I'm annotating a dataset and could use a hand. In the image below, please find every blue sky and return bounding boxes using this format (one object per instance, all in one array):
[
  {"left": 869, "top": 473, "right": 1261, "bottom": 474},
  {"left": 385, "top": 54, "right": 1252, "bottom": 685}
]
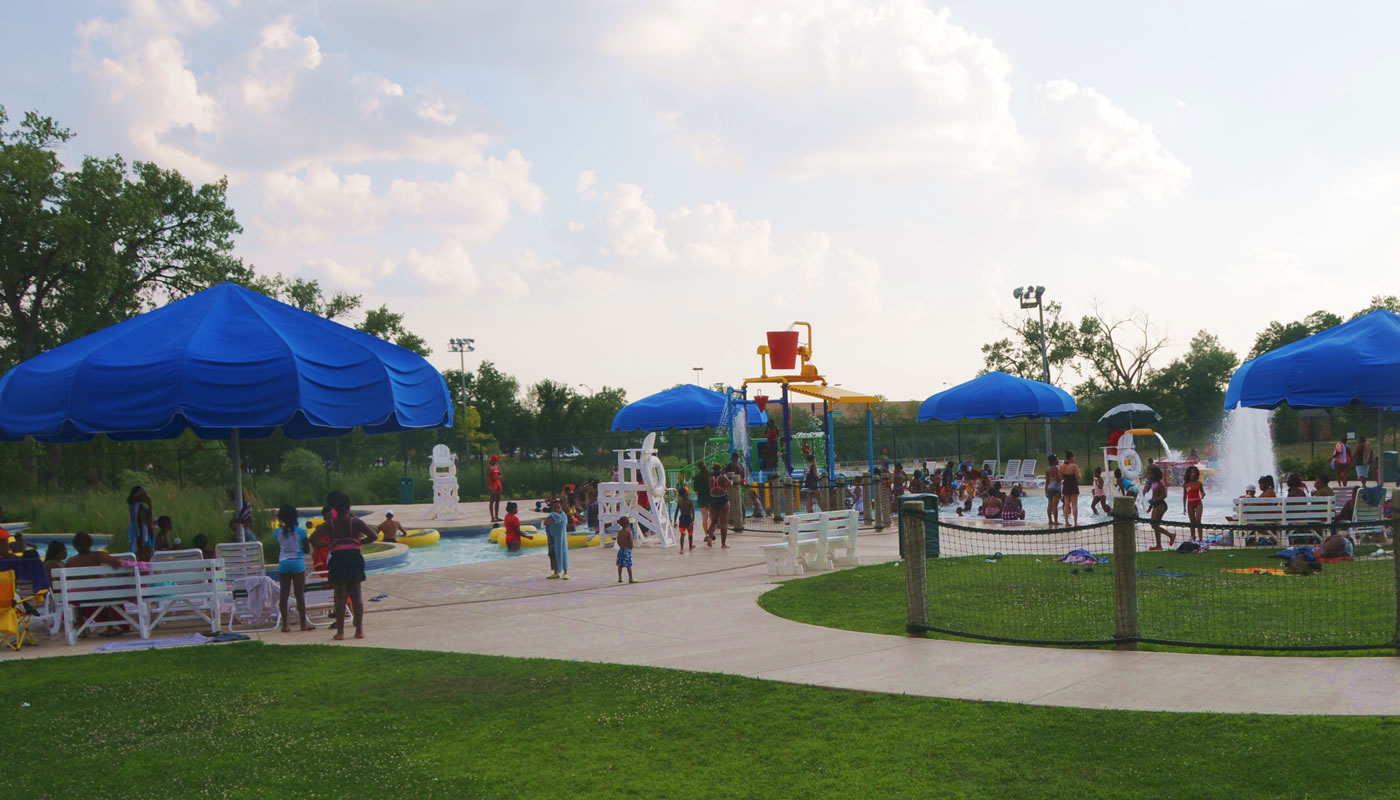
[{"left": 6, "top": 1, "right": 1400, "bottom": 403}]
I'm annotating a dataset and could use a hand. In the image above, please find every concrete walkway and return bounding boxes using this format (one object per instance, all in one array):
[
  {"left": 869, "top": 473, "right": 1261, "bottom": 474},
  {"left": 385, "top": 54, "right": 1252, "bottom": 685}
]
[{"left": 12, "top": 526, "right": 1400, "bottom": 715}]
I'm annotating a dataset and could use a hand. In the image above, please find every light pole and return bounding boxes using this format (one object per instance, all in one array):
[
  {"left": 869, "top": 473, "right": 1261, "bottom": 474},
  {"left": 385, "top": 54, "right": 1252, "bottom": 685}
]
[
  {"left": 447, "top": 338, "right": 476, "bottom": 406},
  {"left": 692, "top": 367, "right": 703, "bottom": 386},
  {"left": 578, "top": 383, "right": 593, "bottom": 394},
  {"left": 1012, "top": 285, "right": 1053, "bottom": 455}
]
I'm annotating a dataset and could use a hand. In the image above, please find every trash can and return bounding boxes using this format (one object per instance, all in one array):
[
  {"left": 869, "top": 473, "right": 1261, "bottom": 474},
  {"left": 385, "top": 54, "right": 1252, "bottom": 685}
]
[
  {"left": 398, "top": 477, "right": 415, "bottom": 505},
  {"left": 897, "top": 493, "right": 940, "bottom": 560},
  {"left": 1385, "top": 451, "right": 1398, "bottom": 484}
]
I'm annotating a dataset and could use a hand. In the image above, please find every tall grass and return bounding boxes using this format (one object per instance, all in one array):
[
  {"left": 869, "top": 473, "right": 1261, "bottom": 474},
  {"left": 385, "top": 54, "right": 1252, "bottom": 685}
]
[{"left": 19, "top": 482, "right": 273, "bottom": 552}]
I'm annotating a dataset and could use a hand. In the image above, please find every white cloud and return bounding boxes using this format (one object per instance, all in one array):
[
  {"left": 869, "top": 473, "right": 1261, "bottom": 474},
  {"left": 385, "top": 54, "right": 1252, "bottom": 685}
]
[
  {"left": 405, "top": 240, "right": 480, "bottom": 290},
  {"left": 586, "top": 178, "right": 884, "bottom": 313},
  {"left": 599, "top": 183, "right": 675, "bottom": 262},
  {"left": 416, "top": 96, "right": 457, "bottom": 124},
  {"left": 1249, "top": 247, "right": 1317, "bottom": 288},
  {"left": 575, "top": 170, "right": 597, "bottom": 198},
  {"left": 1033, "top": 80, "right": 1190, "bottom": 219}
]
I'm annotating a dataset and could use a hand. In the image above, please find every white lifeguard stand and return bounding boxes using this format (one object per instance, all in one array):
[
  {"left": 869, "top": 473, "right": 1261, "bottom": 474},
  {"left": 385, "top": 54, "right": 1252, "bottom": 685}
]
[
  {"left": 430, "top": 444, "right": 464, "bottom": 520},
  {"left": 598, "top": 433, "right": 676, "bottom": 547}
]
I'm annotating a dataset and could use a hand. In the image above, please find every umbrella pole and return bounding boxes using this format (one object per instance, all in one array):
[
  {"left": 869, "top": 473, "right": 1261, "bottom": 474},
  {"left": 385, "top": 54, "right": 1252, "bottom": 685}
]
[
  {"left": 1380, "top": 409, "right": 1385, "bottom": 485},
  {"left": 231, "top": 428, "right": 244, "bottom": 519},
  {"left": 996, "top": 421, "right": 1001, "bottom": 469}
]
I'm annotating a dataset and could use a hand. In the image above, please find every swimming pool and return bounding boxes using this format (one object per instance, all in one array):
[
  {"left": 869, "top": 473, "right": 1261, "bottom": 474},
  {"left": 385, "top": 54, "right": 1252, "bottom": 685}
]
[
  {"left": 952, "top": 487, "right": 1237, "bottom": 525},
  {"left": 371, "top": 530, "right": 547, "bottom": 574}
]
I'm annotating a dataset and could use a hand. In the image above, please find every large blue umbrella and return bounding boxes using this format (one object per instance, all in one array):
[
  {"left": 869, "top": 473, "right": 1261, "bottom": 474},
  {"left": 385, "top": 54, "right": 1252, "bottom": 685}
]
[
  {"left": 1224, "top": 309, "right": 1400, "bottom": 480},
  {"left": 611, "top": 384, "right": 766, "bottom": 431},
  {"left": 918, "top": 371, "right": 1079, "bottom": 462},
  {"left": 0, "top": 282, "right": 453, "bottom": 502}
]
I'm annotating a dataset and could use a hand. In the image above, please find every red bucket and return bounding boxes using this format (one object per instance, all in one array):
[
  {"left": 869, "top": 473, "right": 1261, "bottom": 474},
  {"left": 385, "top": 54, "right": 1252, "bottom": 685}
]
[{"left": 766, "top": 331, "right": 800, "bottom": 370}]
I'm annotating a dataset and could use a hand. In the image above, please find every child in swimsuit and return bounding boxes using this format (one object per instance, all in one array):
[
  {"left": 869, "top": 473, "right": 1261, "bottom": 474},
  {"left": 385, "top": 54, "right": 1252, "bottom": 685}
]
[
  {"left": 1090, "top": 467, "right": 1108, "bottom": 515},
  {"left": 677, "top": 487, "right": 695, "bottom": 552},
  {"left": 1181, "top": 465, "right": 1206, "bottom": 542},
  {"left": 1044, "top": 454, "right": 1062, "bottom": 526}
]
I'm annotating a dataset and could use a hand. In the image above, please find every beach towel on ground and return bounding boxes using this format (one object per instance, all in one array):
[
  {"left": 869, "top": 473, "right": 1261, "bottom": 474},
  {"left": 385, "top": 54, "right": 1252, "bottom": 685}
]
[
  {"left": 1222, "top": 567, "right": 1290, "bottom": 576},
  {"left": 1056, "top": 549, "right": 1107, "bottom": 565}
]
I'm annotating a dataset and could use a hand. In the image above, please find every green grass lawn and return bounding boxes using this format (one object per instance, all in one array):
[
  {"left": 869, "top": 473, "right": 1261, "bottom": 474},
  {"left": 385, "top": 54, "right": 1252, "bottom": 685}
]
[
  {"left": 760, "top": 549, "right": 1398, "bottom": 653},
  {"left": 5, "top": 643, "right": 1400, "bottom": 799}
]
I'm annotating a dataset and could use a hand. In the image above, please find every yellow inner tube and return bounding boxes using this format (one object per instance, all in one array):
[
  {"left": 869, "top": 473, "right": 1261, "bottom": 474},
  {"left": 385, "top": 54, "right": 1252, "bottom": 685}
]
[
  {"left": 490, "top": 525, "right": 545, "bottom": 547},
  {"left": 273, "top": 516, "right": 325, "bottom": 531},
  {"left": 567, "top": 532, "right": 607, "bottom": 548},
  {"left": 488, "top": 525, "right": 539, "bottom": 544},
  {"left": 399, "top": 528, "right": 440, "bottom": 547}
]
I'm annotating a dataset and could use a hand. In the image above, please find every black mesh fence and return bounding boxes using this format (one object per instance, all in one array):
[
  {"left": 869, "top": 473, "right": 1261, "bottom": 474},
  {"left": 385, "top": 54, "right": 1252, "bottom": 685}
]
[{"left": 902, "top": 500, "right": 1399, "bottom": 652}]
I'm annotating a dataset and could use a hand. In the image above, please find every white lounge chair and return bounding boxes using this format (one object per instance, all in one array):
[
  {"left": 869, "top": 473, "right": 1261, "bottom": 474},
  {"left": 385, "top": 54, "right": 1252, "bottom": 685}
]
[
  {"left": 996, "top": 459, "right": 1022, "bottom": 483},
  {"left": 1013, "top": 459, "right": 1041, "bottom": 487},
  {"left": 217, "top": 542, "right": 280, "bottom": 632},
  {"left": 1351, "top": 491, "right": 1387, "bottom": 542}
]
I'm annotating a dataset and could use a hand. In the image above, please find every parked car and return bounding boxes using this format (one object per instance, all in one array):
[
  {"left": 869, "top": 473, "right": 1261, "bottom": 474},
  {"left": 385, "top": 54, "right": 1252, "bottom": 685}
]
[{"left": 559, "top": 447, "right": 583, "bottom": 459}]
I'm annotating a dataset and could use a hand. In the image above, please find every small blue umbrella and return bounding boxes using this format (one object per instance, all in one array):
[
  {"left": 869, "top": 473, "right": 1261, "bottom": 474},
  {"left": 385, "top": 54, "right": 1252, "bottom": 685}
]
[
  {"left": 1224, "top": 309, "right": 1400, "bottom": 481},
  {"left": 611, "top": 384, "right": 766, "bottom": 432},
  {"left": 0, "top": 282, "right": 453, "bottom": 502},
  {"left": 918, "top": 371, "right": 1079, "bottom": 463}
]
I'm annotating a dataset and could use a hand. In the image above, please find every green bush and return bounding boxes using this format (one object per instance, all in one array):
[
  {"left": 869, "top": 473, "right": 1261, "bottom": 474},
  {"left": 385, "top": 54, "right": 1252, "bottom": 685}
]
[{"left": 280, "top": 448, "right": 326, "bottom": 491}]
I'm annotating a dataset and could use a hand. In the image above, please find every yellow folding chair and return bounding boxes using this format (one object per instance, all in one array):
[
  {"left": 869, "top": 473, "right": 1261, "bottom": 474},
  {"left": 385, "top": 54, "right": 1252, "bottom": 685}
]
[{"left": 1, "top": 569, "right": 45, "bottom": 651}]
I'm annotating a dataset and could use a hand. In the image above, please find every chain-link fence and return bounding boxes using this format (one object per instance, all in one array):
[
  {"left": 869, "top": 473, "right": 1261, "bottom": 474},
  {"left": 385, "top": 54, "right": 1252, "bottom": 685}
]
[
  {"left": 900, "top": 496, "right": 1400, "bottom": 652},
  {"left": 6, "top": 411, "right": 1400, "bottom": 509}
]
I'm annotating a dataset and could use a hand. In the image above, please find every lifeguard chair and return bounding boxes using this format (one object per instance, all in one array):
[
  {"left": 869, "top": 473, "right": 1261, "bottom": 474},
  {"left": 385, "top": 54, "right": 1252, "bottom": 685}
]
[
  {"left": 430, "top": 444, "right": 463, "bottom": 520},
  {"left": 598, "top": 433, "right": 676, "bottom": 547}
]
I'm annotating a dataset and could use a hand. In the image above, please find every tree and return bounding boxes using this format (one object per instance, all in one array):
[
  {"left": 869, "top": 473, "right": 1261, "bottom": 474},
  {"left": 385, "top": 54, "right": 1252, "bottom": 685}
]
[
  {"left": 572, "top": 387, "right": 628, "bottom": 438},
  {"left": 1148, "top": 331, "right": 1238, "bottom": 420},
  {"left": 1351, "top": 295, "right": 1400, "bottom": 319},
  {"left": 982, "top": 301, "right": 1170, "bottom": 394},
  {"left": 251, "top": 274, "right": 360, "bottom": 320},
  {"left": 526, "top": 379, "right": 579, "bottom": 452},
  {"left": 0, "top": 106, "right": 250, "bottom": 370},
  {"left": 980, "top": 301, "right": 1080, "bottom": 384},
  {"left": 1248, "top": 310, "right": 1340, "bottom": 359},
  {"left": 356, "top": 305, "right": 430, "bottom": 356},
  {"left": 467, "top": 361, "right": 526, "bottom": 451}
]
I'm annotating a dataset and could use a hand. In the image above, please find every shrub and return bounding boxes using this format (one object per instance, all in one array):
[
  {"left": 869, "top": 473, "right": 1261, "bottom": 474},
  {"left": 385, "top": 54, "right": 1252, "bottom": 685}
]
[{"left": 280, "top": 448, "right": 326, "bottom": 491}]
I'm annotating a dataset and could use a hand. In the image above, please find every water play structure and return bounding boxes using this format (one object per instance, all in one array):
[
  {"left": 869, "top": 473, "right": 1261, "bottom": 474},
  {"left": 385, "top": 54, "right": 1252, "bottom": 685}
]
[
  {"left": 743, "top": 322, "right": 880, "bottom": 480},
  {"left": 1103, "top": 427, "right": 1217, "bottom": 496},
  {"left": 598, "top": 432, "right": 677, "bottom": 547}
]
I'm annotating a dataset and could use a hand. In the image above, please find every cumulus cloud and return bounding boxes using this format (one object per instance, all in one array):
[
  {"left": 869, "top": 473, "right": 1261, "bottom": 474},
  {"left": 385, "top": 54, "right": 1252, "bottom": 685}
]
[
  {"left": 1032, "top": 80, "right": 1190, "bottom": 219},
  {"left": 584, "top": 177, "right": 883, "bottom": 313},
  {"left": 313, "top": 0, "right": 1187, "bottom": 215},
  {"left": 72, "top": 1, "right": 549, "bottom": 297}
]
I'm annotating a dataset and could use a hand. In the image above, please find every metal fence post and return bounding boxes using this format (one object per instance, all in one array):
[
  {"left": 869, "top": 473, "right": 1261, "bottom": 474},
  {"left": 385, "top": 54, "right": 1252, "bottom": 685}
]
[
  {"left": 874, "top": 478, "right": 891, "bottom": 530},
  {"left": 1112, "top": 496, "right": 1139, "bottom": 650},
  {"left": 728, "top": 479, "right": 743, "bottom": 532},
  {"left": 902, "top": 499, "right": 929, "bottom": 635},
  {"left": 1392, "top": 492, "right": 1400, "bottom": 655}
]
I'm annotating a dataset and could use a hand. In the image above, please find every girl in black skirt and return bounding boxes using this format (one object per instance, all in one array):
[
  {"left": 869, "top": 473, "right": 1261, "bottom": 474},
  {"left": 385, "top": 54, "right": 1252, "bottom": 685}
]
[{"left": 315, "top": 490, "right": 377, "bottom": 640}]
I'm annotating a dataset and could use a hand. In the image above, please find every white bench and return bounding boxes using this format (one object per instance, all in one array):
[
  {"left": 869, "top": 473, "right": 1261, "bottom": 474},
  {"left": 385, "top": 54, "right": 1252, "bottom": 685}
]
[
  {"left": 1233, "top": 496, "right": 1335, "bottom": 545},
  {"left": 51, "top": 554, "right": 140, "bottom": 645},
  {"left": 50, "top": 555, "right": 226, "bottom": 645},
  {"left": 762, "top": 512, "right": 827, "bottom": 576},
  {"left": 822, "top": 509, "right": 860, "bottom": 567},
  {"left": 139, "top": 557, "right": 224, "bottom": 635},
  {"left": 761, "top": 510, "right": 861, "bottom": 576}
]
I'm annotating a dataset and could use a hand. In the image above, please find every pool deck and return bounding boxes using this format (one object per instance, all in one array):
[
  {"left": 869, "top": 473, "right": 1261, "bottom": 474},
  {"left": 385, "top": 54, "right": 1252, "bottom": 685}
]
[{"left": 9, "top": 502, "right": 1399, "bottom": 716}]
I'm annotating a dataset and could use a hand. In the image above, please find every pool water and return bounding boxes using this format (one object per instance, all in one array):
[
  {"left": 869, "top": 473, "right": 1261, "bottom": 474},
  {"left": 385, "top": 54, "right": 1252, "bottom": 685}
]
[
  {"left": 962, "top": 488, "right": 1236, "bottom": 525},
  {"left": 374, "top": 531, "right": 547, "bottom": 574}
]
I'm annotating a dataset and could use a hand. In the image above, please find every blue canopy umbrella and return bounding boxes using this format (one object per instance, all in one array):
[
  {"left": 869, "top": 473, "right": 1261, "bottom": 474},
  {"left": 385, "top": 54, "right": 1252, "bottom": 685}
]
[
  {"left": 918, "top": 371, "right": 1079, "bottom": 463},
  {"left": 611, "top": 384, "right": 766, "bottom": 431},
  {"left": 612, "top": 384, "right": 766, "bottom": 463},
  {"left": 1224, "top": 309, "right": 1400, "bottom": 480},
  {"left": 0, "top": 282, "right": 453, "bottom": 503}
]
